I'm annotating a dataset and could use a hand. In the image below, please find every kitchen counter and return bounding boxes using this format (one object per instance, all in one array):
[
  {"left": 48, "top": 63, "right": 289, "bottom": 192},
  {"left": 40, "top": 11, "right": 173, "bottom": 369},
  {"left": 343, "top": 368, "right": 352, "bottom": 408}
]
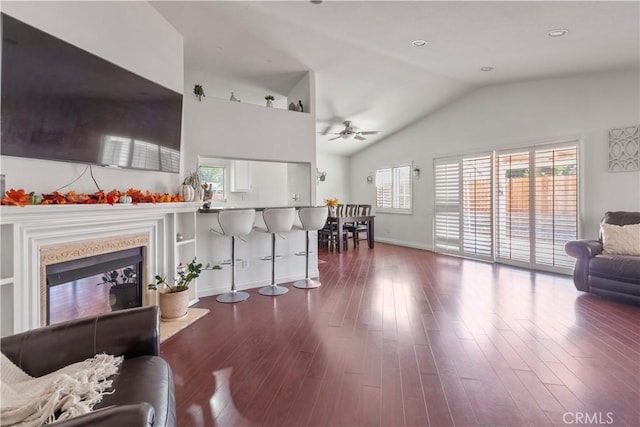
[{"left": 197, "top": 205, "right": 321, "bottom": 213}]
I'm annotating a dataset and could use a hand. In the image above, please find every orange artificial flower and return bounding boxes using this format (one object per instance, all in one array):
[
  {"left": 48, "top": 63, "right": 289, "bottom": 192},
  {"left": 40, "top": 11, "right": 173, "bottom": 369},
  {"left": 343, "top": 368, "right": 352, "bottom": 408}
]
[{"left": 1, "top": 188, "right": 31, "bottom": 206}]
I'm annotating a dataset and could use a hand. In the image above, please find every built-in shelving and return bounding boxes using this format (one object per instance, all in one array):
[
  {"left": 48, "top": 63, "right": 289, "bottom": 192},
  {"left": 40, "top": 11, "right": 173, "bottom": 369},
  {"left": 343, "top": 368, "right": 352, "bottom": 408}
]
[{"left": 172, "top": 211, "right": 198, "bottom": 304}]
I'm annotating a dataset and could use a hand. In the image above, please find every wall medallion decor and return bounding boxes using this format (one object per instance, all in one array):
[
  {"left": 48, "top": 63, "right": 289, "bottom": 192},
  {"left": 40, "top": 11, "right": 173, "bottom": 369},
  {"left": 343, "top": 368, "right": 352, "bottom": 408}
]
[{"left": 608, "top": 125, "right": 639, "bottom": 172}]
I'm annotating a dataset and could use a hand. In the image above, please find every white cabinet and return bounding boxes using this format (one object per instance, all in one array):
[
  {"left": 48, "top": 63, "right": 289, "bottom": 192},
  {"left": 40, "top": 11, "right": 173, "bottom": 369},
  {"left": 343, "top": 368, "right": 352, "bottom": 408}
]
[{"left": 230, "top": 160, "right": 252, "bottom": 192}]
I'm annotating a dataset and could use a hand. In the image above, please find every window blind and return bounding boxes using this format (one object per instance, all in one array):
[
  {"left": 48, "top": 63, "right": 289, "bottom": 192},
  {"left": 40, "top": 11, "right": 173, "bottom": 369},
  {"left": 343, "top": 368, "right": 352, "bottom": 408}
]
[
  {"left": 462, "top": 156, "right": 493, "bottom": 258},
  {"left": 534, "top": 146, "right": 577, "bottom": 269},
  {"left": 434, "top": 159, "right": 461, "bottom": 252},
  {"left": 376, "top": 168, "right": 392, "bottom": 209},
  {"left": 495, "top": 151, "right": 531, "bottom": 264}
]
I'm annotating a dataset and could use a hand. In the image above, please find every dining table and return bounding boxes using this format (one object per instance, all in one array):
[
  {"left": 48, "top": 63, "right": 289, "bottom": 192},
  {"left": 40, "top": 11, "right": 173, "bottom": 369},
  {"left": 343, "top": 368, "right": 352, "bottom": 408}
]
[{"left": 328, "top": 214, "right": 375, "bottom": 253}]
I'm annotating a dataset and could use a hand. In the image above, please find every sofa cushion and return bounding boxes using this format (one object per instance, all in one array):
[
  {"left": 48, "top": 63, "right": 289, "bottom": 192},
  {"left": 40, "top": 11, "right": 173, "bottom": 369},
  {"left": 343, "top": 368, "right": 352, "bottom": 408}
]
[
  {"left": 94, "top": 356, "right": 175, "bottom": 427},
  {"left": 589, "top": 254, "right": 640, "bottom": 285},
  {"left": 601, "top": 223, "right": 640, "bottom": 255}
]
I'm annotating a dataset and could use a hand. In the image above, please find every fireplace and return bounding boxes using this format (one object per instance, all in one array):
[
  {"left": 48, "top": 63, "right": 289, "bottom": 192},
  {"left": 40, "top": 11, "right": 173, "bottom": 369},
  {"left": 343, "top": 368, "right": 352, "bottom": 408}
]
[
  {"left": 46, "top": 247, "right": 143, "bottom": 325},
  {"left": 39, "top": 232, "right": 149, "bottom": 326}
]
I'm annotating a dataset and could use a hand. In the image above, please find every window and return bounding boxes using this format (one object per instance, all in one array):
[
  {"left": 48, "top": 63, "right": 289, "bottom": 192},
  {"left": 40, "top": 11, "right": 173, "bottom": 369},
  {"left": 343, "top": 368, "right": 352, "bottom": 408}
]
[
  {"left": 375, "top": 165, "right": 412, "bottom": 211},
  {"left": 199, "top": 165, "right": 226, "bottom": 201},
  {"left": 434, "top": 141, "right": 578, "bottom": 273}
]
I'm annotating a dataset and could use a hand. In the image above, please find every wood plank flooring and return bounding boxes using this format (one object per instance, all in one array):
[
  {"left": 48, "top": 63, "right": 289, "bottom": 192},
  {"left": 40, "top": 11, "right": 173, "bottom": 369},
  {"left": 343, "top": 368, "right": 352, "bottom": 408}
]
[{"left": 160, "top": 243, "right": 640, "bottom": 427}]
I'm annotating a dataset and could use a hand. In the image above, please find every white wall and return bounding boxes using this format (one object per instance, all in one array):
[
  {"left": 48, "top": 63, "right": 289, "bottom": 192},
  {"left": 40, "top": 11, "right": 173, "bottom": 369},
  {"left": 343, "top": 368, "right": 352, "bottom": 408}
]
[
  {"left": 351, "top": 70, "right": 640, "bottom": 248},
  {"left": 316, "top": 153, "right": 351, "bottom": 205},
  {"left": 0, "top": 2, "right": 184, "bottom": 195},
  {"left": 183, "top": 70, "right": 317, "bottom": 203}
]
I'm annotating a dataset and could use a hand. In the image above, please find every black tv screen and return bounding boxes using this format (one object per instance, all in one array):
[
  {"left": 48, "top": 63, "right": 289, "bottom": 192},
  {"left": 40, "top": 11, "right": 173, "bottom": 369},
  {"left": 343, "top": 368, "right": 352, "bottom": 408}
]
[{"left": 1, "top": 13, "right": 183, "bottom": 173}]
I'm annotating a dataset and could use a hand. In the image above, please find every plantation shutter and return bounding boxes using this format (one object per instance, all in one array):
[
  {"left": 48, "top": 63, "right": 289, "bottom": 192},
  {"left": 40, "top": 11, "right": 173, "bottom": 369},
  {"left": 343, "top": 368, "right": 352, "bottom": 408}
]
[
  {"left": 462, "top": 155, "right": 493, "bottom": 259},
  {"left": 376, "top": 168, "right": 392, "bottom": 209},
  {"left": 394, "top": 166, "right": 412, "bottom": 209},
  {"left": 434, "top": 158, "right": 461, "bottom": 252},
  {"left": 495, "top": 151, "right": 531, "bottom": 265},
  {"left": 534, "top": 146, "right": 578, "bottom": 269}
]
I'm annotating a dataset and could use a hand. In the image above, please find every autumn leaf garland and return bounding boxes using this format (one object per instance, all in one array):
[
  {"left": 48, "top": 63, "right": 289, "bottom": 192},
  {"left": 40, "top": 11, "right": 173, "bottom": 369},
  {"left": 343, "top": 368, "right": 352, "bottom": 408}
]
[{"left": 1, "top": 188, "right": 186, "bottom": 207}]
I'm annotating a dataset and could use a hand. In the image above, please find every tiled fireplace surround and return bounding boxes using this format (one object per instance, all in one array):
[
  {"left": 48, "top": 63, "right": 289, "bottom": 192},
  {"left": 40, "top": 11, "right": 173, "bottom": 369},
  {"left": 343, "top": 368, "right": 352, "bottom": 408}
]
[{"left": 0, "top": 203, "right": 201, "bottom": 335}]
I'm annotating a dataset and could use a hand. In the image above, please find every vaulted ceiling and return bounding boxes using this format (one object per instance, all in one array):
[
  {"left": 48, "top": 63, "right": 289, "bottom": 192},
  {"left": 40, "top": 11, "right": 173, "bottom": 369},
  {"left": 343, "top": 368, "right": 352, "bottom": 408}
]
[{"left": 152, "top": 1, "right": 640, "bottom": 156}]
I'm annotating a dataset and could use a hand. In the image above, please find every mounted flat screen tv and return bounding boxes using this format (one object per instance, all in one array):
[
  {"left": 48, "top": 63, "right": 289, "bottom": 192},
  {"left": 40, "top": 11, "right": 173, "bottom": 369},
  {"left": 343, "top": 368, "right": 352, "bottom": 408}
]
[{"left": 1, "top": 13, "right": 183, "bottom": 173}]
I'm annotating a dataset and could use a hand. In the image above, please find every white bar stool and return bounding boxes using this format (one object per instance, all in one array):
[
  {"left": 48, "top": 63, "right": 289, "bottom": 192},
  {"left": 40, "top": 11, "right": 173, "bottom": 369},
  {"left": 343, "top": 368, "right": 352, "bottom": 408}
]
[
  {"left": 255, "top": 207, "right": 296, "bottom": 296},
  {"left": 210, "top": 209, "right": 256, "bottom": 303},
  {"left": 293, "top": 206, "right": 328, "bottom": 289}
]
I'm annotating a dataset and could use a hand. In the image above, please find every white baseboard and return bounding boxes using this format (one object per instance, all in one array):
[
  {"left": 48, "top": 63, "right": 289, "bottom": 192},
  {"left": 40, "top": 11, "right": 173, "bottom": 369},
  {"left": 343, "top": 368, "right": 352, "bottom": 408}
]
[
  {"left": 196, "top": 271, "right": 318, "bottom": 299},
  {"left": 374, "top": 237, "right": 432, "bottom": 251}
]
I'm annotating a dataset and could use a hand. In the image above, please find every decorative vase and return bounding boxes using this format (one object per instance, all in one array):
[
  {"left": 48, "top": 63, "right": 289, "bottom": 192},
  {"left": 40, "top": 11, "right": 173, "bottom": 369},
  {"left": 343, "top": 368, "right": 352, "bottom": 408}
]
[
  {"left": 328, "top": 206, "right": 336, "bottom": 217},
  {"left": 158, "top": 289, "right": 190, "bottom": 320},
  {"left": 266, "top": 100, "right": 273, "bottom": 108},
  {"left": 179, "top": 184, "right": 195, "bottom": 202}
]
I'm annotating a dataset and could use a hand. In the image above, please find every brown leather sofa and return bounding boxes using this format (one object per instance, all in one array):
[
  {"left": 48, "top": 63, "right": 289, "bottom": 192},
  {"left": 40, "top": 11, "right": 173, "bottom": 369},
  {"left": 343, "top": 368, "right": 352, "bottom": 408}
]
[
  {"left": 1, "top": 306, "right": 176, "bottom": 426},
  {"left": 565, "top": 211, "right": 640, "bottom": 304}
]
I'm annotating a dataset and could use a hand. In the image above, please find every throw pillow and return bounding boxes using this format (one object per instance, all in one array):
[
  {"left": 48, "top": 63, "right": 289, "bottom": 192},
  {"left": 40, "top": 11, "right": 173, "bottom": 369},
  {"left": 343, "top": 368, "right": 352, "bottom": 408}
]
[{"left": 601, "top": 222, "right": 640, "bottom": 256}]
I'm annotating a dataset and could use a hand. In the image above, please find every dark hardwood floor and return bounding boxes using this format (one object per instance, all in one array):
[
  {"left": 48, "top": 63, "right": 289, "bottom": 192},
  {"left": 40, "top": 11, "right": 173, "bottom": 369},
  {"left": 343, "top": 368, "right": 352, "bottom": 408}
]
[{"left": 161, "top": 243, "right": 640, "bottom": 427}]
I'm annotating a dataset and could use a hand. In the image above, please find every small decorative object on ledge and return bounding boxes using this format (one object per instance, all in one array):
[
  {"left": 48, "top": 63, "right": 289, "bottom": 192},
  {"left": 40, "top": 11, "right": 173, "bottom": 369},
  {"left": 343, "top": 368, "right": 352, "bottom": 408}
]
[
  {"left": 298, "top": 100, "right": 304, "bottom": 112},
  {"left": 181, "top": 169, "right": 201, "bottom": 202},
  {"left": 288, "top": 102, "right": 297, "bottom": 111},
  {"left": 608, "top": 125, "right": 639, "bottom": 172},
  {"left": 230, "top": 92, "right": 241, "bottom": 102},
  {"left": 265, "top": 95, "right": 274, "bottom": 108},
  {"left": 193, "top": 84, "right": 205, "bottom": 101}
]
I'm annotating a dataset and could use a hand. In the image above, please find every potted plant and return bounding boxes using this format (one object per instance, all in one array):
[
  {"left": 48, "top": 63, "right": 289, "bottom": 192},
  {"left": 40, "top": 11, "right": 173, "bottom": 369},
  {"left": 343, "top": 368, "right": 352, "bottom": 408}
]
[
  {"left": 99, "top": 267, "right": 140, "bottom": 311},
  {"left": 180, "top": 169, "right": 201, "bottom": 202},
  {"left": 193, "top": 84, "right": 205, "bottom": 101},
  {"left": 149, "top": 257, "right": 221, "bottom": 320},
  {"left": 265, "top": 95, "right": 274, "bottom": 108}
]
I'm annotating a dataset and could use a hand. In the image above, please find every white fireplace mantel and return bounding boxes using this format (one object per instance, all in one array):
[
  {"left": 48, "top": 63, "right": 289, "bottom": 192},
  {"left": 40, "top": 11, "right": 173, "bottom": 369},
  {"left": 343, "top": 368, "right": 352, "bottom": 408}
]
[{"left": 0, "top": 202, "right": 202, "bottom": 335}]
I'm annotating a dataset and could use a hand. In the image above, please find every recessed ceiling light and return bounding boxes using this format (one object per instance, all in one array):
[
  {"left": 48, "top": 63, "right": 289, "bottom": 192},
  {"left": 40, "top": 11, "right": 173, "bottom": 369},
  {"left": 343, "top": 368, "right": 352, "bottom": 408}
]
[
  {"left": 480, "top": 66, "right": 494, "bottom": 72},
  {"left": 411, "top": 40, "right": 428, "bottom": 47},
  {"left": 548, "top": 29, "right": 569, "bottom": 37}
]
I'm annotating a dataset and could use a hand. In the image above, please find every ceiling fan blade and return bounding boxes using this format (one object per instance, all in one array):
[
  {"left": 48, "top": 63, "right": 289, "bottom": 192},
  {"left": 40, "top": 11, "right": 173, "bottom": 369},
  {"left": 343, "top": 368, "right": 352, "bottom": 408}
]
[
  {"left": 320, "top": 125, "right": 333, "bottom": 135},
  {"left": 359, "top": 131, "right": 380, "bottom": 135},
  {"left": 328, "top": 136, "right": 342, "bottom": 141},
  {"left": 354, "top": 135, "right": 367, "bottom": 141}
]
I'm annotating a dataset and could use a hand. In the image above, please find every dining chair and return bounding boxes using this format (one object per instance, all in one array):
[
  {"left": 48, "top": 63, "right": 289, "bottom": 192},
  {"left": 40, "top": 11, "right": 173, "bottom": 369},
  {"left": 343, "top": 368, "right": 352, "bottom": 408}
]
[
  {"left": 350, "top": 204, "right": 372, "bottom": 247},
  {"left": 320, "top": 218, "right": 347, "bottom": 252}
]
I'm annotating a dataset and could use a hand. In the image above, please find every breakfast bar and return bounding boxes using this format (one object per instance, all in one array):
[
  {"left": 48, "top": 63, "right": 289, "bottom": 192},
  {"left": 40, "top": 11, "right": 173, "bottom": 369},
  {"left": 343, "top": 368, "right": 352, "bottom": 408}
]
[{"left": 195, "top": 206, "right": 322, "bottom": 299}]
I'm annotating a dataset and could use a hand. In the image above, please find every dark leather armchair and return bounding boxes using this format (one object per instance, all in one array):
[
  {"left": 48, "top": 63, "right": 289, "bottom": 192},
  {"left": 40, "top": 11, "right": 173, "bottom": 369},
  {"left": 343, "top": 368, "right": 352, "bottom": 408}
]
[
  {"left": 565, "top": 211, "right": 640, "bottom": 304},
  {"left": 1, "top": 306, "right": 176, "bottom": 426}
]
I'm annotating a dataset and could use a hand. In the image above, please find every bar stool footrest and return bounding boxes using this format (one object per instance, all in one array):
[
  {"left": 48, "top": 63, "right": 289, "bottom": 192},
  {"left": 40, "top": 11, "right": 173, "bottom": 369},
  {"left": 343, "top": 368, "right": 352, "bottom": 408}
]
[
  {"left": 216, "top": 291, "right": 250, "bottom": 303},
  {"left": 293, "top": 278, "right": 321, "bottom": 289},
  {"left": 258, "top": 285, "right": 289, "bottom": 296}
]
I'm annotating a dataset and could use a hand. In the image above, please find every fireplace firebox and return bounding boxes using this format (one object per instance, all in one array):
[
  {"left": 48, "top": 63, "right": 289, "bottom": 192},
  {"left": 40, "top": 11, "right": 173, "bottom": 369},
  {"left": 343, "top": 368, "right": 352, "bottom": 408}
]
[{"left": 46, "top": 247, "right": 143, "bottom": 325}]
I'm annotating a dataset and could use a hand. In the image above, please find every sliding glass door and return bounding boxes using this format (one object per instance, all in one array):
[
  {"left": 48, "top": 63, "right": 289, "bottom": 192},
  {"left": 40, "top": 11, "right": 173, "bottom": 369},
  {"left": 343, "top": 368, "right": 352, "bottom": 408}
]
[{"left": 434, "top": 141, "right": 578, "bottom": 273}]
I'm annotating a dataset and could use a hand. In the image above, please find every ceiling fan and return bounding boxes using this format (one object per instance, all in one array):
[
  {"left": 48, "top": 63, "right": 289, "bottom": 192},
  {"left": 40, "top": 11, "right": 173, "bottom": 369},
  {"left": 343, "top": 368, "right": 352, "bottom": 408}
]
[{"left": 327, "top": 121, "right": 379, "bottom": 141}]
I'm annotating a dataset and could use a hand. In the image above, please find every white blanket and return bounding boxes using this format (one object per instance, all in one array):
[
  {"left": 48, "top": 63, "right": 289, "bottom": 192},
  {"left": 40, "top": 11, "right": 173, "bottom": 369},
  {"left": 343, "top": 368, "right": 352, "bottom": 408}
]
[{"left": 1, "top": 352, "right": 122, "bottom": 427}]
